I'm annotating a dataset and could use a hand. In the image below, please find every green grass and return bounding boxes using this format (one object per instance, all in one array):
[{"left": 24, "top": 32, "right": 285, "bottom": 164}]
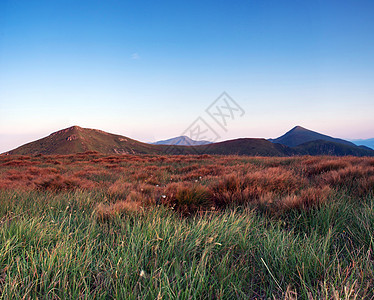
[{"left": 0, "top": 190, "right": 373, "bottom": 299}]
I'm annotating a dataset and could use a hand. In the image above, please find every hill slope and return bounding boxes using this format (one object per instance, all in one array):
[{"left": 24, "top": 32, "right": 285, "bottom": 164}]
[
  {"left": 3, "top": 126, "right": 163, "bottom": 155},
  {"left": 295, "top": 140, "right": 374, "bottom": 156},
  {"left": 269, "top": 126, "right": 355, "bottom": 147},
  {"left": 162, "top": 138, "right": 297, "bottom": 156},
  {"left": 3, "top": 126, "right": 374, "bottom": 157},
  {"left": 153, "top": 136, "right": 211, "bottom": 146},
  {"left": 351, "top": 138, "right": 374, "bottom": 150},
  {"left": 2, "top": 127, "right": 296, "bottom": 157}
]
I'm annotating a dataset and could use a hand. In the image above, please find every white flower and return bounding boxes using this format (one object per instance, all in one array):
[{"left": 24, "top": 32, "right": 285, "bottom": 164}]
[{"left": 140, "top": 270, "right": 146, "bottom": 278}]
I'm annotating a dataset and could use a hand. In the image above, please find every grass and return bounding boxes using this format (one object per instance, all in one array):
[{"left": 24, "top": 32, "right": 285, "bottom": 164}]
[
  {"left": 0, "top": 154, "right": 373, "bottom": 298},
  {"left": 0, "top": 190, "right": 373, "bottom": 299}
]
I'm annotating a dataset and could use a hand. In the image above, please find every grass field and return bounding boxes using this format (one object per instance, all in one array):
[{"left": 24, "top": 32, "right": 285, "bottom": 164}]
[{"left": 0, "top": 153, "right": 373, "bottom": 299}]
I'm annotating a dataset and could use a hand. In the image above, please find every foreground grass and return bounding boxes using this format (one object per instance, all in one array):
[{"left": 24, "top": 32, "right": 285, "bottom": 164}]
[{"left": 0, "top": 190, "right": 373, "bottom": 299}]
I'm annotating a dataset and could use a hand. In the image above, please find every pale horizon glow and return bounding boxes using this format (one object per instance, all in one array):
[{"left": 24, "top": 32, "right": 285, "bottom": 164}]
[{"left": 1, "top": 0, "right": 373, "bottom": 153}]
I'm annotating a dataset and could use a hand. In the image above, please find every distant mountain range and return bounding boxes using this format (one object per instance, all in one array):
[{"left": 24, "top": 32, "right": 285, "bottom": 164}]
[
  {"left": 350, "top": 138, "right": 374, "bottom": 150},
  {"left": 153, "top": 136, "right": 211, "bottom": 146},
  {"left": 2, "top": 125, "right": 374, "bottom": 157}
]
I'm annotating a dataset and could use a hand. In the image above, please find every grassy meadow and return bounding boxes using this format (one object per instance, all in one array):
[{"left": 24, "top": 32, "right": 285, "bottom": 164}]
[{"left": 0, "top": 153, "right": 373, "bottom": 299}]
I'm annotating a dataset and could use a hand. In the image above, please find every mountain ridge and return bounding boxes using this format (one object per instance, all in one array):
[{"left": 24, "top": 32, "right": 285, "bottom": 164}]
[
  {"left": 3, "top": 126, "right": 162, "bottom": 156},
  {"left": 269, "top": 126, "right": 356, "bottom": 147},
  {"left": 351, "top": 138, "right": 374, "bottom": 150},
  {"left": 2, "top": 125, "right": 374, "bottom": 157},
  {"left": 153, "top": 136, "right": 211, "bottom": 146}
]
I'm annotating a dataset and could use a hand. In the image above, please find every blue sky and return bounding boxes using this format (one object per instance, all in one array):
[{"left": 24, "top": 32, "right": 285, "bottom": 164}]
[{"left": 0, "top": 0, "right": 373, "bottom": 152}]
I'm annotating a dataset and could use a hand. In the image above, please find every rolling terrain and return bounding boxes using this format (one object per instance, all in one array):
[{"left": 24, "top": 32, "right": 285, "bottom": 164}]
[
  {"left": 294, "top": 139, "right": 374, "bottom": 156},
  {"left": 3, "top": 125, "right": 374, "bottom": 157}
]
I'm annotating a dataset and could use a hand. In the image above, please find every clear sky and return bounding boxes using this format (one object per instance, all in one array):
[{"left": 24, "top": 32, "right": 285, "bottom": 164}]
[{"left": 1, "top": 0, "right": 373, "bottom": 152}]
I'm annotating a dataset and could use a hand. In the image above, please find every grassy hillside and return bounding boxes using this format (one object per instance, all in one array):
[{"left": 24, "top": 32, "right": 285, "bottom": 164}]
[
  {"left": 0, "top": 154, "right": 373, "bottom": 298},
  {"left": 4, "top": 126, "right": 374, "bottom": 157},
  {"left": 4, "top": 127, "right": 299, "bottom": 157},
  {"left": 295, "top": 139, "right": 374, "bottom": 156},
  {"left": 4, "top": 126, "right": 163, "bottom": 156},
  {"left": 193, "top": 138, "right": 297, "bottom": 156}
]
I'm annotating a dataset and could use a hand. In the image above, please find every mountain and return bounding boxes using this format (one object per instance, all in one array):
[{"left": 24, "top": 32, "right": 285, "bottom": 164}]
[
  {"left": 163, "top": 138, "right": 297, "bottom": 156},
  {"left": 3, "top": 126, "right": 163, "bottom": 155},
  {"left": 2, "top": 125, "right": 374, "bottom": 157},
  {"left": 2, "top": 127, "right": 292, "bottom": 157},
  {"left": 269, "top": 126, "right": 355, "bottom": 147},
  {"left": 294, "top": 140, "right": 374, "bottom": 157},
  {"left": 153, "top": 136, "right": 211, "bottom": 146},
  {"left": 351, "top": 138, "right": 374, "bottom": 150}
]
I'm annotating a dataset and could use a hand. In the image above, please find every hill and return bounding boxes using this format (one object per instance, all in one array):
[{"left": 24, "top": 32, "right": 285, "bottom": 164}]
[
  {"left": 3, "top": 126, "right": 162, "bottom": 155},
  {"left": 153, "top": 136, "right": 211, "bottom": 146},
  {"left": 269, "top": 126, "right": 355, "bottom": 147},
  {"left": 295, "top": 140, "right": 374, "bottom": 156},
  {"left": 2, "top": 127, "right": 295, "bottom": 157},
  {"left": 162, "top": 138, "right": 297, "bottom": 156},
  {"left": 351, "top": 138, "right": 374, "bottom": 150},
  {"left": 3, "top": 125, "right": 374, "bottom": 157}
]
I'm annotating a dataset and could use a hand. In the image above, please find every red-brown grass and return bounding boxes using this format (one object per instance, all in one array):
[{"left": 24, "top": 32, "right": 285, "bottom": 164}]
[
  {"left": 1, "top": 154, "right": 373, "bottom": 214},
  {"left": 163, "top": 182, "right": 213, "bottom": 214},
  {"left": 107, "top": 180, "right": 134, "bottom": 199},
  {"left": 1, "top": 160, "right": 38, "bottom": 167},
  {"left": 34, "top": 174, "right": 96, "bottom": 191},
  {"left": 96, "top": 200, "right": 143, "bottom": 221},
  {"left": 304, "top": 159, "right": 350, "bottom": 176},
  {"left": 259, "top": 185, "right": 332, "bottom": 213}
]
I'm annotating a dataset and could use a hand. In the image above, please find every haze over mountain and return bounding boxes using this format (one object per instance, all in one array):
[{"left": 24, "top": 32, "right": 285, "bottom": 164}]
[
  {"left": 293, "top": 140, "right": 374, "bottom": 156},
  {"left": 269, "top": 126, "right": 356, "bottom": 147},
  {"left": 2, "top": 126, "right": 374, "bottom": 157},
  {"left": 351, "top": 139, "right": 374, "bottom": 150},
  {"left": 153, "top": 136, "right": 211, "bottom": 146}
]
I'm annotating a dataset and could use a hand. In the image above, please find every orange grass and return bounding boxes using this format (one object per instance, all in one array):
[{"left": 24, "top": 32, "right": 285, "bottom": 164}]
[{"left": 0, "top": 153, "right": 373, "bottom": 214}]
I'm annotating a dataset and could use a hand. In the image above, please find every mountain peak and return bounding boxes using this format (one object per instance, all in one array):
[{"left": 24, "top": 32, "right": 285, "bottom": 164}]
[
  {"left": 5, "top": 126, "right": 160, "bottom": 156},
  {"left": 69, "top": 125, "right": 82, "bottom": 130},
  {"left": 50, "top": 125, "right": 82, "bottom": 137},
  {"left": 290, "top": 125, "right": 308, "bottom": 132},
  {"left": 153, "top": 135, "right": 212, "bottom": 146},
  {"left": 270, "top": 126, "right": 355, "bottom": 148}
]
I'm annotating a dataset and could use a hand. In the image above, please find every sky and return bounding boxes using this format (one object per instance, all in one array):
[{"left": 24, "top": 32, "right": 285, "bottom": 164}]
[{"left": 0, "top": 0, "right": 374, "bottom": 153}]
